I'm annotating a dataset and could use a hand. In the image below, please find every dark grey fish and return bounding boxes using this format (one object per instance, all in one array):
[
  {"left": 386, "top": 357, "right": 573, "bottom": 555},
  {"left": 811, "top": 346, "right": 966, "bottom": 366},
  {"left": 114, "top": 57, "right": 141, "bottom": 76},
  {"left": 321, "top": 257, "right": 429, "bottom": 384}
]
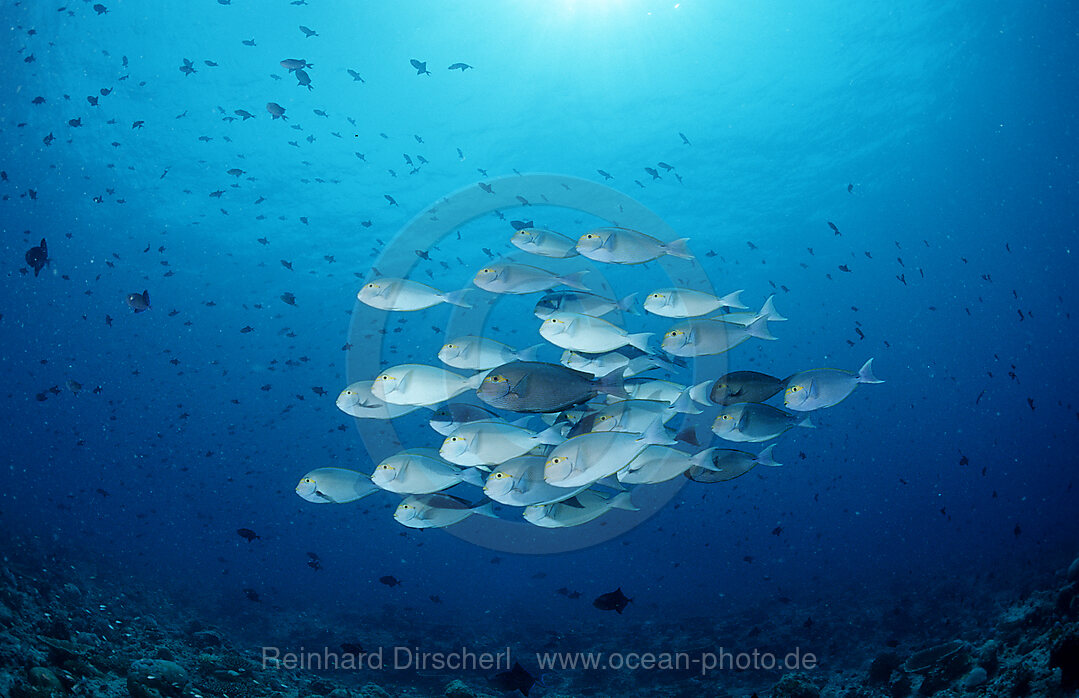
[
  {"left": 126, "top": 289, "right": 150, "bottom": 313},
  {"left": 25, "top": 238, "right": 48, "bottom": 276},
  {"left": 691, "top": 370, "right": 789, "bottom": 406},
  {"left": 429, "top": 403, "right": 499, "bottom": 435},
  {"left": 410, "top": 59, "right": 431, "bottom": 76},
  {"left": 295, "top": 68, "right": 313, "bottom": 90},
  {"left": 685, "top": 445, "right": 779, "bottom": 483},
  {"left": 476, "top": 361, "right": 626, "bottom": 413}
]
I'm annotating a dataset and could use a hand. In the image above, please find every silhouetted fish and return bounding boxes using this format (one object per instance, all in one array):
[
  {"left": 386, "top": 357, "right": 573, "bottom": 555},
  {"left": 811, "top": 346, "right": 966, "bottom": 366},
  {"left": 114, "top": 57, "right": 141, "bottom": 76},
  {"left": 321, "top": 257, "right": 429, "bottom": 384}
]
[
  {"left": 410, "top": 59, "right": 431, "bottom": 76},
  {"left": 126, "top": 290, "right": 150, "bottom": 313},
  {"left": 489, "top": 662, "right": 540, "bottom": 696},
  {"left": 593, "top": 588, "right": 631, "bottom": 613},
  {"left": 25, "top": 238, "right": 48, "bottom": 276},
  {"left": 236, "top": 527, "right": 260, "bottom": 542}
]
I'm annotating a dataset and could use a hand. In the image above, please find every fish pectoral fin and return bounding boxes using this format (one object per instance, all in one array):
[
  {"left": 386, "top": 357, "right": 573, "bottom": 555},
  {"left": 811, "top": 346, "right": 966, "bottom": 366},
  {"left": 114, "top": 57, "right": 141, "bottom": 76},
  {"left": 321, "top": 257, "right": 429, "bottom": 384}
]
[
  {"left": 314, "top": 490, "right": 334, "bottom": 502},
  {"left": 562, "top": 497, "right": 585, "bottom": 509},
  {"left": 736, "top": 410, "right": 750, "bottom": 432},
  {"left": 807, "top": 379, "right": 820, "bottom": 399},
  {"left": 511, "top": 374, "right": 530, "bottom": 396}
]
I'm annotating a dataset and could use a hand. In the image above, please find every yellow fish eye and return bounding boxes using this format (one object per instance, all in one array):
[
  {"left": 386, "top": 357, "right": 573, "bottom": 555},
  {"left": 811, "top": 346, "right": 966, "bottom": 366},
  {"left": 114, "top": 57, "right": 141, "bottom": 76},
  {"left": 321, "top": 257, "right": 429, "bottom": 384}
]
[
  {"left": 790, "top": 386, "right": 801, "bottom": 392},
  {"left": 599, "top": 415, "right": 610, "bottom": 421}
]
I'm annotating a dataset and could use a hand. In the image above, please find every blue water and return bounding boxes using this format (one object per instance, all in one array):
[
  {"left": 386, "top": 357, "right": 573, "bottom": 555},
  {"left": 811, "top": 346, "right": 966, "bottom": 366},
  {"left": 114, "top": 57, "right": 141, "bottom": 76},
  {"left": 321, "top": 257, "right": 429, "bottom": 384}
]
[{"left": 2, "top": 0, "right": 1076, "bottom": 672}]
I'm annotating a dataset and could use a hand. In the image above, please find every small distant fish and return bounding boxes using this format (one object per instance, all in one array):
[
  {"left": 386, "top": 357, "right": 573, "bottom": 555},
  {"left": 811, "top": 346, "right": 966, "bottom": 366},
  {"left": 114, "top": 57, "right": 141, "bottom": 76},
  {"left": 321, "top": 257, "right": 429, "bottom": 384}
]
[
  {"left": 295, "top": 68, "right": 313, "bottom": 90},
  {"left": 827, "top": 221, "right": 841, "bottom": 236},
  {"left": 242, "top": 588, "right": 260, "bottom": 602},
  {"left": 679, "top": 132, "right": 691, "bottom": 145},
  {"left": 347, "top": 69, "right": 365, "bottom": 82},
  {"left": 25, "top": 238, "right": 48, "bottom": 276},
  {"left": 266, "top": 102, "right": 287, "bottom": 119},
  {"left": 280, "top": 58, "right": 313, "bottom": 71},
  {"left": 447, "top": 62, "right": 473, "bottom": 71},
  {"left": 299, "top": 25, "right": 318, "bottom": 38},
  {"left": 379, "top": 575, "right": 402, "bottom": 587},
  {"left": 236, "top": 528, "right": 260, "bottom": 542},
  {"left": 593, "top": 588, "right": 632, "bottom": 614},
  {"left": 126, "top": 290, "right": 150, "bottom": 313},
  {"left": 234, "top": 109, "right": 255, "bottom": 120},
  {"left": 410, "top": 59, "right": 431, "bottom": 75},
  {"left": 280, "top": 292, "right": 296, "bottom": 306},
  {"left": 93, "top": 4, "right": 108, "bottom": 15},
  {"left": 488, "top": 662, "right": 539, "bottom": 697}
]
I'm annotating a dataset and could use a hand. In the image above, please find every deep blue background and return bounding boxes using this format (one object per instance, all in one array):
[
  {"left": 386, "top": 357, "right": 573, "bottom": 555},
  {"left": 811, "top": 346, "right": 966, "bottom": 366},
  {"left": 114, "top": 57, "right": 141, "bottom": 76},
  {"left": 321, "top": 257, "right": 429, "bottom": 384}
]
[{"left": 1, "top": 0, "right": 1076, "bottom": 631}]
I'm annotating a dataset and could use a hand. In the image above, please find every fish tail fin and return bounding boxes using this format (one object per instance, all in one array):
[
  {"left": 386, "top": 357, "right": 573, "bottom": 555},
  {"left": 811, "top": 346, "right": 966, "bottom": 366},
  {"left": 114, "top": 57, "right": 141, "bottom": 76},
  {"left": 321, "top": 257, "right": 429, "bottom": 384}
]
[
  {"left": 559, "top": 270, "right": 591, "bottom": 291},
  {"left": 459, "top": 467, "right": 484, "bottom": 487},
  {"left": 464, "top": 371, "right": 490, "bottom": 391},
  {"left": 756, "top": 444, "right": 782, "bottom": 467},
  {"left": 675, "top": 426, "right": 700, "bottom": 446},
  {"left": 638, "top": 418, "right": 676, "bottom": 446},
  {"left": 796, "top": 415, "right": 815, "bottom": 429},
  {"left": 515, "top": 343, "right": 545, "bottom": 362},
  {"left": 142, "top": 290, "right": 151, "bottom": 308},
  {"left": 689, "top": 380, "right": 715, "bottom": 406},
  {"left": 535, "top": 424, "right": 567, "bottom": 446},
  {"left": 690, "top": 447, "right": 717, "bottom": 470},
  {"left": 618, "top": 293, "right": 640, "bottom": 315},
  {"left": 720, "top": 289, "right": 748, "bottom": 309},
  {"left": 759, "top": 294, "right": 787, "bottom": 321},
  {"left": 596, "top": 367, "right": 628, "bottom": 399},
  {"left": 627, "top": 332, "right": 653, "bottom": 352},
  {"left": 471, "top": 501, "right": 499, "bottom": 518},
  {"left": 609, "top": 491, "right": 638, "bottom": 512},
  {"left": 664, "top": 237, "right": 694, "bottom": 260},
  {"left": 440, "top": 289, "right": 472, "bottom": 308},
  {"left": 858, "top": 358, "right": 883, "bottom": 384},
  {"left": 670, "top": 387, "right": 701, "bottom": 414},
  {"left": 624, "top": 355, "right": 661, "bottom": 378},
  {"left": 744, "top": 316, "right": 775, "bottom": 341}
]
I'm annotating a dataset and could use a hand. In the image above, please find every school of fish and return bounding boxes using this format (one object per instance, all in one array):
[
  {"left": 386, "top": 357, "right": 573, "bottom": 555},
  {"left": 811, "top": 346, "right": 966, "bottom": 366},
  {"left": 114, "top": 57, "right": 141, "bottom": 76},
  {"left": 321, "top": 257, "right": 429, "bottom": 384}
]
[{"left": 295, "top": 226, "right": 883, "bottom": 530}]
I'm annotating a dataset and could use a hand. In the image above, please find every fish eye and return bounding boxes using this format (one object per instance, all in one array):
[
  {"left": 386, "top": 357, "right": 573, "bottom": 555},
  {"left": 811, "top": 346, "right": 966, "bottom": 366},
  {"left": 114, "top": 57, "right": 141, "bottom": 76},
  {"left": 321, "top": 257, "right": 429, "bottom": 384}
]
[
  {"left": 790, "top": 386, "right": 801, "bottom": 392},
  {"left": 599, "top": 415, "right": 610, "bottom": 421},
  {"left": 481, "top": 268, "right": 492, "bottom": 274}
]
